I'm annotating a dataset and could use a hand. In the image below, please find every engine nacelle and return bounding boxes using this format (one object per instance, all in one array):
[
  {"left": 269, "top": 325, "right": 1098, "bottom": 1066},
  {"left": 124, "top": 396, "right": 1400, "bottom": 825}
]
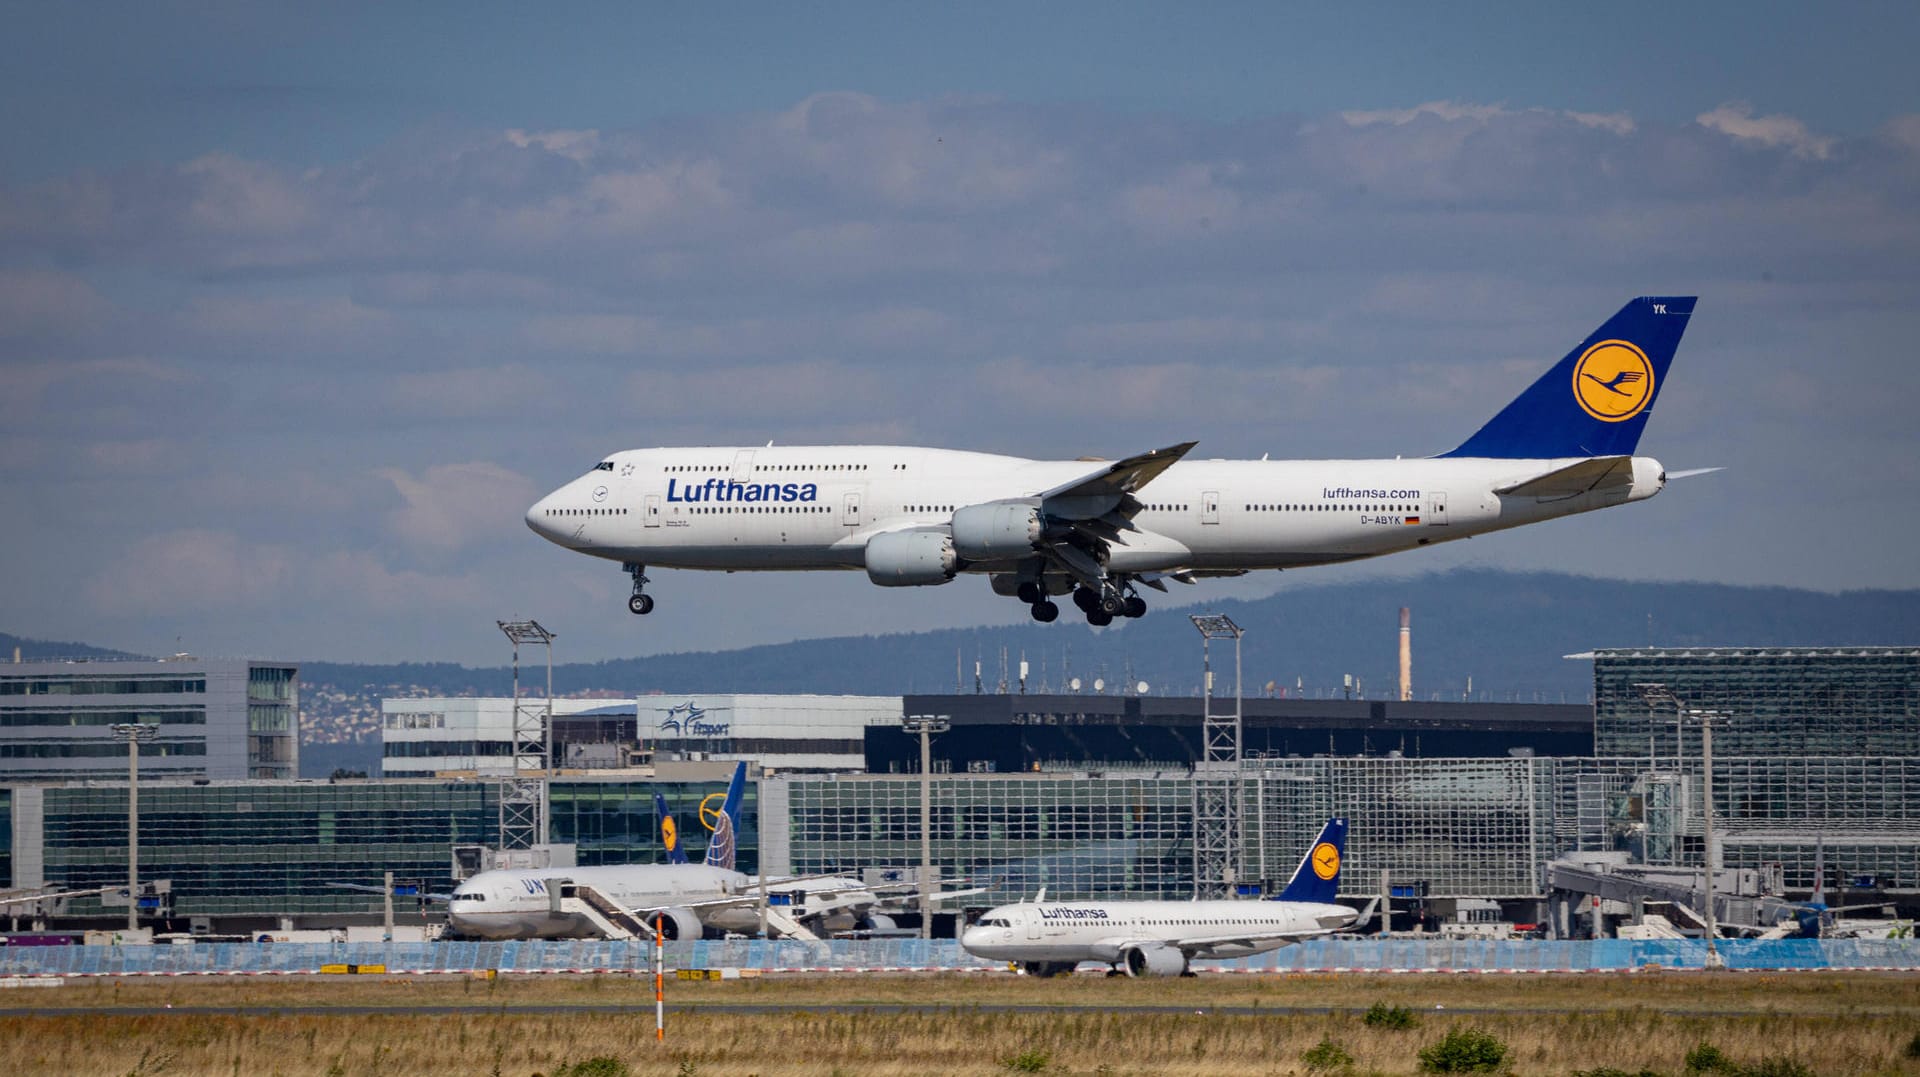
[
  {"left": 651, "top": 906, "right": 704, "bottom": 940},
  {"left": 864, "top": 530, "right": 957, "bottom": 587},
  {"left": 1120, "top": 943, "right": 1189, "bottom": 977},
  {"left": 951, "top": 503, "right": 1043, "bottom": 561}
]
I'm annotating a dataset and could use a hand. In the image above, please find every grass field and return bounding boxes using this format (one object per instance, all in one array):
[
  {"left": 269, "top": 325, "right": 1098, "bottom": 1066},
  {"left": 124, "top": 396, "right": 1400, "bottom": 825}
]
[{"left": 4, "top": 971, "right": 1918, "bottom": 1076}]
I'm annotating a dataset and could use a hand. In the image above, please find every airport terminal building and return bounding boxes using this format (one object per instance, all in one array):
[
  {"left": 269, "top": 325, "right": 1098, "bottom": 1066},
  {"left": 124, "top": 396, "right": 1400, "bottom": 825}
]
[
  {"left": 2, "top": 646, "right": 1914, "bottom": 931},
  {"left": 0, "top": 657, "right": 299, "bottom": 783}
]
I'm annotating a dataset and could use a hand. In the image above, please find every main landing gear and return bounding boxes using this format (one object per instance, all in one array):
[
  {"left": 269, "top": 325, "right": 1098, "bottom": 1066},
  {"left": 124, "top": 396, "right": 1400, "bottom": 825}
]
[
  {"left": 1071, "top": 582, "right": 1147, "bottom": 626},
  {"left": 623, "top": 562, "right": 654, "bottom": 615},
  {"left": 1009, "top": 573, "right": 1149, "bottom": 625},
  {"left": 1017, "top": 580, "right": 1061, "bottom": 623}
]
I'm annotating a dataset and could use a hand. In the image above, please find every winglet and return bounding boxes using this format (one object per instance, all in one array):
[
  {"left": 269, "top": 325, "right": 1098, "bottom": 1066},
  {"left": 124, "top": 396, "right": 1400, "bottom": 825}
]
[
  {"left": 655, "top": 791, "right": 689, "bottom": 864},
  {"left": 1443, "top": 296, "right": 1695, "bottom": 459},
  {"left": 1275, "top": 818, "right": 1346, "bottom": 904},
  {"left": 702, "top": 761, "right": 748, "bottom": 870}
]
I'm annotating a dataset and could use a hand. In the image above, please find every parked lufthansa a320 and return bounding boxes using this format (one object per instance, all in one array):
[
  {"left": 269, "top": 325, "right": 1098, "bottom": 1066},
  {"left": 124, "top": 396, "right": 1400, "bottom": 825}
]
[{"left": 527, "top": 298, "right": 1704, "bottom": 624}]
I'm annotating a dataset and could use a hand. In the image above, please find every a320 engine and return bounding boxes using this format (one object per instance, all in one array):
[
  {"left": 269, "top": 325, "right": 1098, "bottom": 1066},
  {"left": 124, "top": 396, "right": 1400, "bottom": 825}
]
[
  {"left": 950, "top": 503, "right": 1043, "bottom": 561},
  {"left": 864, "top": 530, "right": 957, "bottom": 587},
  {"left": 1119, "top": 942, "right": 1190, "bottom": 977}
]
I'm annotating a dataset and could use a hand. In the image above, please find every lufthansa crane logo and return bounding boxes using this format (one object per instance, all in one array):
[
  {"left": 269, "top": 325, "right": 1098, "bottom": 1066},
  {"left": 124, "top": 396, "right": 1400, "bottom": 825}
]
[
  {"left": 1572, "top": 339, "right": 1655, "bottom": 422},
  {"left": 661, "top": 815, "right": 678, "bottom": 852},
  {"left": 1311, "top": 842, "right": 1341, "bottom": 881}
]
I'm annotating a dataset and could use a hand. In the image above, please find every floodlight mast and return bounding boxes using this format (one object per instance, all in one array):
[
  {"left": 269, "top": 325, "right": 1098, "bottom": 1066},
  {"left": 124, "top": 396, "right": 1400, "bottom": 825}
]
[
  {"left": 110, "top": 722, "right": 158, "bottom": 933},
  {"left": 497, "top": 620, "right": 556, "bottom": 853},
  {"left": 902, "top": 714, "right": 950, "bottom": 940},
  {"left": 1635, "top": 682, "right": 1726, "bottom": 970},
  {"left": 1190, "top": 614, "right": 1244, "bottom": 898}
]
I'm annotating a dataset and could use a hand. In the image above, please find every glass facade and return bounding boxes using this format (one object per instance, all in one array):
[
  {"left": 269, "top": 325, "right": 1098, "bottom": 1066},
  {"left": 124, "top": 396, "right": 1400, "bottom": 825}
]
[
  {"left": 39, "top": 782, "right": 498, "bottom": 918},
  {"left": 550, "top": 778, "right": 757, "bottom": 873},
  {"left": 1593, "top": 647, "right": 1920, "bottom": 758}
]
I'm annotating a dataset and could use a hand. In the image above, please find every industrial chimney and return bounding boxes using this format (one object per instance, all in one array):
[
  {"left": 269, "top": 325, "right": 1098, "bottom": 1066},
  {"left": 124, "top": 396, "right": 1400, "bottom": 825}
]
[{"left": 1398, "top": 607, "right": 1412, "bottom": 702}]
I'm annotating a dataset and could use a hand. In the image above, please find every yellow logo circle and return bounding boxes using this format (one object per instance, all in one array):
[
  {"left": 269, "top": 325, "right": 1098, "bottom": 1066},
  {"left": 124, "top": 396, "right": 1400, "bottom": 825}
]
[
  {"left": 1311, "top": 842, "right": 1341, "bottom": 881},
  {"left": 699, "top": 793, "right": 726, "bottom": 832},
  {"left": 1572, "top": 339, "right": 1654, "bottom": 422},
  {"left": 661, "top": 815, "right": 678, "bottom": 850}
]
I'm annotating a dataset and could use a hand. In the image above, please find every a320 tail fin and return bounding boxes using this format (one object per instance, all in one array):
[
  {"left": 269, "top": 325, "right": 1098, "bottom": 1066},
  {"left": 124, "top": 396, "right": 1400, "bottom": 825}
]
[
  {"left": 654, "top": 791, "right": 688, "bottom": 864},
  {"left": 702, "top": 761, "right": 748, "bottom": 870},
  {"left": 1275, "top": 818, "right": 1347, "bottom": 904},
  {"left": 1443, "top": 296, "right": 1696, "bottom": 459}
]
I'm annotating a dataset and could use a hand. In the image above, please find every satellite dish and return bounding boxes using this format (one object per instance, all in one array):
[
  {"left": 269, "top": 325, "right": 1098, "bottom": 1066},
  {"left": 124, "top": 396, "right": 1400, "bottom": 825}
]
[
  {"left": 1069, "top": 677, "right": 1082, "bottom": 692},
  {"left": 1093, "top": 678, "right": 1105, "bottom": 693},
  {"left": 1136, "top": 681, "right": 1150, "bottom": 695}
]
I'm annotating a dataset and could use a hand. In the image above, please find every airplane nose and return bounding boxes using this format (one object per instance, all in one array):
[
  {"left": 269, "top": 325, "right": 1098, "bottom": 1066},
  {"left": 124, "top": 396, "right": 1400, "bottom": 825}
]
[{"left": 526, "top": 493, "right": 561, "bottom": 543}]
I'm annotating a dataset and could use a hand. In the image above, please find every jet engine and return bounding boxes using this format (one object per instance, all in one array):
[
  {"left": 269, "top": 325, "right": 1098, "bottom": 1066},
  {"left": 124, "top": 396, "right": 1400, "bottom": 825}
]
[
  {"left": 950, "top": 503, "right": 1043, "bottom": 561},
  {"left": 864, "top": 530, "right": 957, "bottom": 587},
  {"left": 1120, "top": 943, "right": 1189, "bottom": 977},
  {"left": 650, "top": 906, "right": 704, "bottom": 940}
]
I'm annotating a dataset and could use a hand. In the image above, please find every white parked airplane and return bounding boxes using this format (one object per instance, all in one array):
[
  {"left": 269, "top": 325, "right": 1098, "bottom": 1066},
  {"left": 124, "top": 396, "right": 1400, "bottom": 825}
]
[
  {"left": 527, "top": 296, "right": 1699, "bottom": 624},
  {"left": 960, "top": 818, "right": 1357, "bottom": 977},
  {"left": 446, "top": 763, "right": 914, "bottom": 940}
]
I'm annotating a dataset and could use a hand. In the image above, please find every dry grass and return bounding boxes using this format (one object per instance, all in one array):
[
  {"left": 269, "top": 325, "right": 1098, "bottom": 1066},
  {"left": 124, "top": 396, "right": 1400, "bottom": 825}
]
[{"left": 3, "top": 972, "right": 1918, "bottom": 1075}]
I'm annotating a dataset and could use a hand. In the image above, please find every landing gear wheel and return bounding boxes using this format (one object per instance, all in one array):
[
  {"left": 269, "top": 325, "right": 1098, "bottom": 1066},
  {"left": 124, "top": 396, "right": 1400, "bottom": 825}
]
[
  {"left": 1071, "top": 587, "right": 1098, "bottom": 614},
  {"left": 1123, "top": 595, "right": 1148, "bottom": 619},
  {"left": 1097, "top": 588, "right": 1126, "bottom": 616},
  {"left": 1016, "top": 581, "right": 1042, "bottom": 605},
  {"left": 622, "top": 561, "right": 653, "bottom": 616},
  {"left": 1030, "top": 600, "right": 1059, "bottom": 623},
  {"left": 1087, "top": 609, "right": 1114, "bottom": 627}
]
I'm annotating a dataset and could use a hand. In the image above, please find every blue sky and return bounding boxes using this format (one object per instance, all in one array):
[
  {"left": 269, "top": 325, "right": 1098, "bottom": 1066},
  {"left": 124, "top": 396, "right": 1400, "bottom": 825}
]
[{"left": 4, "top": 3, "right": 1918, "bottom": 663}]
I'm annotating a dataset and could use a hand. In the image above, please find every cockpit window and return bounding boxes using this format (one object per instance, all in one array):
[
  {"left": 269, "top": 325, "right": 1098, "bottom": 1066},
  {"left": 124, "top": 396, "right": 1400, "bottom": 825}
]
[{"left": 594, "top": 462, "right": 615, "bottom": 471}]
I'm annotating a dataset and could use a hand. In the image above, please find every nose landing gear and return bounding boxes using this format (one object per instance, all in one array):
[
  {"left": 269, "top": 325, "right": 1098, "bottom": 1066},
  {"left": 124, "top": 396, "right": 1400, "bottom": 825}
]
[{"left": 623, "top": 562, "right": 654, "bottom": 615}]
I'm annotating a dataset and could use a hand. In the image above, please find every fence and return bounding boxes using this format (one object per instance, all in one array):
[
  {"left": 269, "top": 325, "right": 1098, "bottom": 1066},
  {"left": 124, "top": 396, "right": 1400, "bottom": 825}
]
[{"left": 2, "top": 938, "right": 1916, "bottom": 978}]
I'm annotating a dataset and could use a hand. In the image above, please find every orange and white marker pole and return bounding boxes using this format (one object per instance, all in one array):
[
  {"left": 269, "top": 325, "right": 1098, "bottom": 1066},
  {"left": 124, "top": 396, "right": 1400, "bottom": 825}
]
[{"left": 654, "top": 914, "right": 665, "bottom": 1043}]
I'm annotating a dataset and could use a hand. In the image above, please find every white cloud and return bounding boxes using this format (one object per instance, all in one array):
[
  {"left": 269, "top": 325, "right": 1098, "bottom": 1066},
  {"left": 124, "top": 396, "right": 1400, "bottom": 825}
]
[
  {"left": 1695, "top": 102, "right": 1836, "bottom": 160},
  {"left": 84, "top": 529, "right": 293, "bottom": 614},
  {"left": 1340, "top": 101, "right": 1510, "bottom": 127},
  {"left": 376, "top": 461, "right": 539, "bottom": 553}
]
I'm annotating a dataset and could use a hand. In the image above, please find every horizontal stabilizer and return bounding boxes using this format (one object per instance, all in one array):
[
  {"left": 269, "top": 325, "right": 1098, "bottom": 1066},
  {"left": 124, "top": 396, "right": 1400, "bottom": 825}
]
[{"left": 1494, "top": 456, "right": 1633, "bottom": 497}]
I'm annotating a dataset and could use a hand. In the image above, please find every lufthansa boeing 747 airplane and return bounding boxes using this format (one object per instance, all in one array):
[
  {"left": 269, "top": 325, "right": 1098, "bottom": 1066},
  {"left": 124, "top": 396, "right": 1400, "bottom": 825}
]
[{"left": 527, "top": 297, "right": 1699, "bottom": 624}]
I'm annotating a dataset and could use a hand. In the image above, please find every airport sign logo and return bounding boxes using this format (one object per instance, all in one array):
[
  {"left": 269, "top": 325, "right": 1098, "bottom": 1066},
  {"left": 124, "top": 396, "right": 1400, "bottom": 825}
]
[
  {"left": 1571, "top": 339, "right": 1654, "bottom": 422},
  {"left": 1311, "top": 842, "right": 1341, "bottom": 881}
]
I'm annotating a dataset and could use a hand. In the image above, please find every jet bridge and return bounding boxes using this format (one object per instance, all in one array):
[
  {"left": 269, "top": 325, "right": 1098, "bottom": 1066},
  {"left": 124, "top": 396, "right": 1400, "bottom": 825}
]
[{"left": 1545, "top": 858, "right": 1780, "bottom": 938}]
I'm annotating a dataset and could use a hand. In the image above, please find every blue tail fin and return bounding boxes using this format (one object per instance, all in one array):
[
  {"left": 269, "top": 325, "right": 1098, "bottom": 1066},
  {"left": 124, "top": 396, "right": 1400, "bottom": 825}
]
[
  {"left": 1442, "top": 296, "right": 1696, "bottom": 459},
  {"left": 702, "top": 762, "right": 748, "bottom": 870},
  {"left": 655, "top": 792, "right": 689, "bottom": 864},
  {"left": 1275, "top": 818, "right": 1346, "bottom": 904}
]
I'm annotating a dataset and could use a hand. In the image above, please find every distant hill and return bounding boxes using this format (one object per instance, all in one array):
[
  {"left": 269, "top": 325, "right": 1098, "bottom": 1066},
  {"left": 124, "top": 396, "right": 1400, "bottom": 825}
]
[
  {"left": 297, "top": 569, "right": 1920, "bottom": 703},
  {"left": 0, "top": 632, "right": 146, "bottom": 662}
]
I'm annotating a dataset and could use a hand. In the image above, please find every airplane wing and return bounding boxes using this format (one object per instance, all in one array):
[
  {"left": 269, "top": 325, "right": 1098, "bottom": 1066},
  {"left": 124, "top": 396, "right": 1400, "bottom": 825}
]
[
  {"left": 1494, "top": 455, "right": 1634, "bottom": 498},
  {"left": 1038, "top": 442, "right": 1197, "bottom": 512},
  {"left": 1169, "top": 920, "right": 1353, "bottom": 959},
  {"left": 325, "top": 882, "right": 452, "bottom": 902},
  {"left": 1031, "top": 442, "right": 1197, "bottom": 587}
]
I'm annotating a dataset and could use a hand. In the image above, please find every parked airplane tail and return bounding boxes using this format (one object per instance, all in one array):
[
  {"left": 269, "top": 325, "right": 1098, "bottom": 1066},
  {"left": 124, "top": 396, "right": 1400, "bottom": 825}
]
[
  {"left": 655, "top": 792, "right": 688, "bottom": 864},
  {"left": 1275, "top": 817, "right": 1347, "bottom": 904},
  {"left": 702, "top": 761, "right": 748, "bottom": 870},
  {"left": 1443, "top": 296, "right": 1696, "bottom": 460}
]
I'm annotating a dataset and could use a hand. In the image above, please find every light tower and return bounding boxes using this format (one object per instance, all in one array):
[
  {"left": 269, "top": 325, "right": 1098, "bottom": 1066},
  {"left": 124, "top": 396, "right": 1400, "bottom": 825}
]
[
  {"left": 1635, "top": 682, "right": 1727, "bottom": 970},
  {"left": 497, "top": 620, "right": 555, "bottom": 852},
  {"left": 1190, "top": 614, "right": 1244, "bottom": 898},
  {"left": 110, "top": 722, "right": 158, "bottom": 933},
  {"left": 902, "top": 713, "right": 950, "bottom": 939}
]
